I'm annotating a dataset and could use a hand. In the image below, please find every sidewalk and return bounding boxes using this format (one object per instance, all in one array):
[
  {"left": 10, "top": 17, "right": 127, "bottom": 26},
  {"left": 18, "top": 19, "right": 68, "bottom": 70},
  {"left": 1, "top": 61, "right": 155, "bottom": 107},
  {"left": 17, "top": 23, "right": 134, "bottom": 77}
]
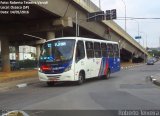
[
  {"left": 121, "top": 62, "right": 143, "bottom": 69},
  {"left": 0, "top": 62, "right": 143, "bottom": 83},
  {"left": 0, "top": 69, "right": 38, "bottom": 83},
  {"left": 0, "top": 69, "right": 38, "bottom": 92}
]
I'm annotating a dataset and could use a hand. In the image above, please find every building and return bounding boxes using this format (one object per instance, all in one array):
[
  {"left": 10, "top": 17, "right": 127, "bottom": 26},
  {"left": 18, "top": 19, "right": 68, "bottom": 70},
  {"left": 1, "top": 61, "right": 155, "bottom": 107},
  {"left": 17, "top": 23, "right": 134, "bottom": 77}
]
[{"left": 0, "top": 41, "right": 36, "bottom": 60}]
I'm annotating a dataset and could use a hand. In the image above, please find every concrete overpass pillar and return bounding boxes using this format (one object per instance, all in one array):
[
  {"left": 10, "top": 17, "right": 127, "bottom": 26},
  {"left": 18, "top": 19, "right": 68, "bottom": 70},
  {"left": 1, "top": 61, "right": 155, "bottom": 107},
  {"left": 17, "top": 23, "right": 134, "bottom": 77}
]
[
  {"left": 129, "top": 53, "right": 134, "bottom": 63},
  {"left": 47, "top": 32, "right": 55, "bottom": 40},
  {"left": 1, "top": 36, "right": 10, "bottom": 72},
  {"left": 129, "top": 59, "right": 133, "bottom": 63},
  {"left": 15, "top": 45, "right": 19, "bottom": 61},
  {"left": 36, "top": 45, "right": 41, "bottom": 60}
]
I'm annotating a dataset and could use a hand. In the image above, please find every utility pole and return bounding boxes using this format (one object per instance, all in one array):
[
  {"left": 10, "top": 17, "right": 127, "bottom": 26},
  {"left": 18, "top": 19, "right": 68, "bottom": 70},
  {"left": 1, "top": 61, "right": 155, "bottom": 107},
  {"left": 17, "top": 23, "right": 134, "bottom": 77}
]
[
  {"left": 159, "top": 37, "right": 160, "bottom": 48},
  {"left": 121, "top": 0, "right": 127, "bottom": 32},
  {"left": 99, "top": 0, "right": 101, "bottom": 9},
  {"left": 76, "top": 11, "right": 78, "bottom": 37},
  {"left": 75, "top": 11, "right": 80, "bottom": 37},
  {"left": 146, "top": 34, "right": 147, "bottom": 49},
  {"left": 132, "top": 19, "right": 140, "bottom": 44}
]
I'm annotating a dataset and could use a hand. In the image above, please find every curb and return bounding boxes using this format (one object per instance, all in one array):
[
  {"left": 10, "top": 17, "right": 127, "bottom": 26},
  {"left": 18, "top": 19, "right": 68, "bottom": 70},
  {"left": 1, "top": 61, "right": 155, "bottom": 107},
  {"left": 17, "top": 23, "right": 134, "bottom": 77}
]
[
  {"left": 0, "top": 77, "right": 39, "bottom": 92},
  {"left": 0, "top": 75, "right": 37, "bottom": 83},
  {"left": 121, "top": 63, "right": 143, "bottom": 70}
]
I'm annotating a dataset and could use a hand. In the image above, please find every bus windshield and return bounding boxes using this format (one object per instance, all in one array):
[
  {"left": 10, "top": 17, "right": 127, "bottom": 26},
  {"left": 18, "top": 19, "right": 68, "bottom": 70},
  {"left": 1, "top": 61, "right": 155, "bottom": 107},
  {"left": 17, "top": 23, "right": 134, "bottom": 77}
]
[{"left": 40, "top": 39, "right": 75, "bottom": 62}]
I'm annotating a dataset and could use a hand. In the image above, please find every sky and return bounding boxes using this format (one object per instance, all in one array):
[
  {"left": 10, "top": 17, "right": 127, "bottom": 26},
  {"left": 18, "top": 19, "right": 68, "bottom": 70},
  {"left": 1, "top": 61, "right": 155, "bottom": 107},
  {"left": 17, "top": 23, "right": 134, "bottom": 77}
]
[{"left": 91, "top": 0, "right": 160, "bottom": 48}]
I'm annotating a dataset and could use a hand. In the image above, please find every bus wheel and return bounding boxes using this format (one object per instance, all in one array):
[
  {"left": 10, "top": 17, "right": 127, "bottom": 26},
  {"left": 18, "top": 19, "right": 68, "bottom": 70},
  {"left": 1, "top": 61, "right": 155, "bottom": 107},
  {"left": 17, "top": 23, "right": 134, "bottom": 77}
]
[
  {"left": 47, "top": 81, "right": 54, "bottom": 86},
  {"left": 77, "top": 72, "right": 85, "bottom": 85},
  {"left": 105, "top": 70, "right": 110, "bottom": 79}
]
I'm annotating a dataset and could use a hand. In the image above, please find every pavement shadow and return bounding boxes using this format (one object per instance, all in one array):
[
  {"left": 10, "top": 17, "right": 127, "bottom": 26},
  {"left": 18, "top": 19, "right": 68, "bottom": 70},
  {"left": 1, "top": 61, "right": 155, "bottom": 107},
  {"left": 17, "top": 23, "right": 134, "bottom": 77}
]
[{"left": 37, "top": 77, "right": 114, "bottom": 88}]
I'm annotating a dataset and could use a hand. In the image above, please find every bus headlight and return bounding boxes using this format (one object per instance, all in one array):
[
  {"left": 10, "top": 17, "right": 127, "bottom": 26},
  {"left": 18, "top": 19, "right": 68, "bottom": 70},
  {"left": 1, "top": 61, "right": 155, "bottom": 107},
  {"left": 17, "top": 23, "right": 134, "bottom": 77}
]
[
  {"left": 38, "top": 67, "right": 42, "bottom": 72},
  {"left": 64, "top": 65, "right": 71, "bottom": 72}
]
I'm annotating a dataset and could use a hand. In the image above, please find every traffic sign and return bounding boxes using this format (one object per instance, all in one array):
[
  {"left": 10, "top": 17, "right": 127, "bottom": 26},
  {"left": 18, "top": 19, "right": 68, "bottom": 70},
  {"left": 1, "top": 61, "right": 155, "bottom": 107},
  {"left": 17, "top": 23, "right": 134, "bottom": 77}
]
[
  {"left": 87, "top": 9, "right": 117, "bottom": 22},
  {"left": 135, "top": 36, "right": 141, "bottom": 39},
  {"left": 111, "top": 9, "right": 117, "bottom": 19},
  {"left": 87, "top": 11, "right": 104, "bottom": 22},
  {"left": 106, "top": 10, "right": 111, "bottom": 20}
]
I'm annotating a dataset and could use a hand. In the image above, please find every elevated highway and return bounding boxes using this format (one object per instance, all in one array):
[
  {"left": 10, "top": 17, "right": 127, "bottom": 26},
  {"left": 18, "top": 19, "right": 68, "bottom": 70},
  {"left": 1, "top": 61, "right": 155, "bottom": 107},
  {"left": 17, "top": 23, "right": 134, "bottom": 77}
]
[{"left": 0, "top": 0, "right": 148, "bottom": 72}]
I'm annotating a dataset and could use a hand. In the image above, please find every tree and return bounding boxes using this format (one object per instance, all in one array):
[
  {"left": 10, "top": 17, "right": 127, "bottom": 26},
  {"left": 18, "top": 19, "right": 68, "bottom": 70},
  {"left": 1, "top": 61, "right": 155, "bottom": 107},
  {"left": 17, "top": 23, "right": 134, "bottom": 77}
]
[{"left": 148, "top": 49, "right": 160, "bottom": 57}]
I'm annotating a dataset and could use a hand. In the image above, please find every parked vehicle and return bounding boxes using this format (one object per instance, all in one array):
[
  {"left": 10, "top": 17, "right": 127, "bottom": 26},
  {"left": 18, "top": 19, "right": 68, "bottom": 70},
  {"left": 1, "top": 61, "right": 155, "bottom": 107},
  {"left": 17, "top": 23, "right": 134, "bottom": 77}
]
[
  {"left": 146, "top": 59, "right": 154, "bottom": 65},
  {"left": 0, "top": 60, "right": 20, "bottom": 70},
  {"left": 10, "top": 60, "right": 20, "bottom": 70},
  {"left": 152, "top": 57, "right": 157, "bottom": 62}
]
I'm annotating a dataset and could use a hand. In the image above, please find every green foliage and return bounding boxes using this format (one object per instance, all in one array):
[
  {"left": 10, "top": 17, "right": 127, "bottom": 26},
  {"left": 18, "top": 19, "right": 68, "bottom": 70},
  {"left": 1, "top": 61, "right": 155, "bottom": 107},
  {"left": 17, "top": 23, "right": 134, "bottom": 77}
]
[
  {"left": 19, "top": 59, "right": 37, "bottom": 68},
  {"left": 148, "top": 50, "right": 160, "bottom": 57}
]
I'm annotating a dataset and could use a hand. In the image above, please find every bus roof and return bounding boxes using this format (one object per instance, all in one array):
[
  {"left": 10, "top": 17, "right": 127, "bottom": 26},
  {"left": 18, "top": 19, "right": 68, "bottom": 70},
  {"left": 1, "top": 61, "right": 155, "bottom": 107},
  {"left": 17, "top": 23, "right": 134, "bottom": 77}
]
[{"left": 46, "top": 37, "right": 118, "bottom": 44}]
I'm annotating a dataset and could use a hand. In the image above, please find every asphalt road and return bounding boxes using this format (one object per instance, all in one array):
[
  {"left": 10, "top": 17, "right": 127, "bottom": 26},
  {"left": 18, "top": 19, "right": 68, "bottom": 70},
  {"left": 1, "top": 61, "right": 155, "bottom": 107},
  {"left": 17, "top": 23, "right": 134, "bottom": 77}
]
[{"left": 1, "top": 61, "right": 160, "bottom": 116}]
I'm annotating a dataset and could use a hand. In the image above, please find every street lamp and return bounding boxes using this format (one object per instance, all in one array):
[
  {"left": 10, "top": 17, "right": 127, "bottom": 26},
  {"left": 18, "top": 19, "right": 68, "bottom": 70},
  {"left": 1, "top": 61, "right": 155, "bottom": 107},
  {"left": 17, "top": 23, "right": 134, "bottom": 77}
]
[
  {"left": 131, "top": 19, "right": 141, "bottom": 43},
  {"left": 121, "top": 0, "right": 127, "bottom": 32},
  {"left": 140, "top": 31, "right": 148, "bottom": 49},
  {"left": 137, "top": 31, "right": 147, "bottom": 63},
  {"left": 159, "top": 37, "right": 160, "bottom": 48},
  {"left": 131, "top": 19, "right": 140, "bottom": 36},
  {"left": 140, "top": 32, "right": 145, "bottom": 48}
]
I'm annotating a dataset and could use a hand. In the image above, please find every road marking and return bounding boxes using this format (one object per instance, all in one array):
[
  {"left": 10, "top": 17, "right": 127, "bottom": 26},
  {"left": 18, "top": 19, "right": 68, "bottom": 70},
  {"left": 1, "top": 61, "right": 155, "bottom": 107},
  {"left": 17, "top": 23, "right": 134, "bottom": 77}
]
[
  {"left": 152, "top": 79, "right": 157, "bottom": 82},
  {"left": 16, "top": 83, "right": 27, "bottom": 88}
]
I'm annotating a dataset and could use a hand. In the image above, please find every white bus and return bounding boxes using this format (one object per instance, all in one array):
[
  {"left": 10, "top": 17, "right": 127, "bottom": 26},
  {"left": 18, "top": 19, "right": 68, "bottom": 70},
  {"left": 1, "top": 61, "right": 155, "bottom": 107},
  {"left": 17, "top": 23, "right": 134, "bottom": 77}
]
[{"left": 38, "top": 37, "right": 120, "bottom": 86}]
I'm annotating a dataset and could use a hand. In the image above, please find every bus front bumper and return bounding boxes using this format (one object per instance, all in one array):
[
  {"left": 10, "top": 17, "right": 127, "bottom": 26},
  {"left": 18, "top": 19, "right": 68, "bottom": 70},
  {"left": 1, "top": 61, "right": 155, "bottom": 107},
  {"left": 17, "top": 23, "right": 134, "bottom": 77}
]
[{"left": 38, "top": 70, "right": 75, "bottom": 82}]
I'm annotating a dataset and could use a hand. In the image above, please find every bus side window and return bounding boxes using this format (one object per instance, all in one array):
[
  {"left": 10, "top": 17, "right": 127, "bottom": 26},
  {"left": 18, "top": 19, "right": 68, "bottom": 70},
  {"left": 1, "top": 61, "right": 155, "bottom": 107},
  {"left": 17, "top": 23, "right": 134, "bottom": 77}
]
[
  {"left": 86, "top": 41, "right": 94, "bottom": 58},
  {"left": 107, "top": 44, "right": 110, "bottom": 57},
  {"left": 113, "top": 44, "right": 119, "bottom": 57},
  {"left": 76, "top": 41, "right": 85, "bottom": 62},
  {"left": 94, "top": 42, "right": 101, "bottom": 58},
  {"left": 101, "top": 43, "right": 107, "bottom": 57},
  {"left": 106, "top": 44, "right": 109, "bottom": 57},
  {"left": 108, "top": 44, "right": 113, "bottom": 57}
]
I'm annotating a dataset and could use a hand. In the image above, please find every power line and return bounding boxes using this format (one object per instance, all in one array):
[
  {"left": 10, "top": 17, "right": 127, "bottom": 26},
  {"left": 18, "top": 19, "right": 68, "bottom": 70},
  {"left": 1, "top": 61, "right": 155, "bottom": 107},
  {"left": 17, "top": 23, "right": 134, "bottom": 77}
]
[
  {"left": 72, "top": 17, "right": 160, "bottom": 21},
  {"left": 117, "top": 17, "right": 160, "bottom": 20}
]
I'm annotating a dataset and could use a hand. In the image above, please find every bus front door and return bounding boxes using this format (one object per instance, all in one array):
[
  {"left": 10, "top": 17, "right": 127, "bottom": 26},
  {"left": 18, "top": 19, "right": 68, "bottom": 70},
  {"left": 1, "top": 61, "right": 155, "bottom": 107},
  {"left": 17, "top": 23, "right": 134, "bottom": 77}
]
[{"left": 75, "top": 41, "right": 86, "bottom": 80}]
